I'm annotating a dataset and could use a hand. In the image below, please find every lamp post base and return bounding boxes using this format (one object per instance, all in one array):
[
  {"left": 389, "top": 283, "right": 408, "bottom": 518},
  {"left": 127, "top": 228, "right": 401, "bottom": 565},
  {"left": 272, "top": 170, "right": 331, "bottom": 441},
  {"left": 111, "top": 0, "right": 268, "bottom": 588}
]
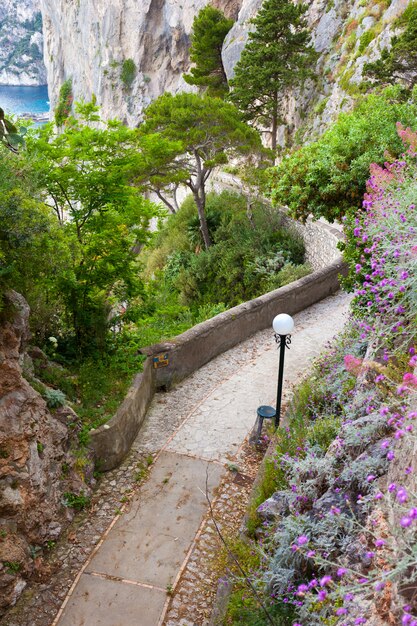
[{"left": 250, "top": 405, "right": 276, "bottom": 444}]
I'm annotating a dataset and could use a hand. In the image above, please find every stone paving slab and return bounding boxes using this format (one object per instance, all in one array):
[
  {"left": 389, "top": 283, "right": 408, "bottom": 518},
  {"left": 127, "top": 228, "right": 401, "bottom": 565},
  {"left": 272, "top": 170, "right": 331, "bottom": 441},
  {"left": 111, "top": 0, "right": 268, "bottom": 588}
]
[
  {"left": 57, "top": 573, "right": 166, "bottom": 626},
  {"left": 84, "top": 452, "right": 224, "bottom": 588}
]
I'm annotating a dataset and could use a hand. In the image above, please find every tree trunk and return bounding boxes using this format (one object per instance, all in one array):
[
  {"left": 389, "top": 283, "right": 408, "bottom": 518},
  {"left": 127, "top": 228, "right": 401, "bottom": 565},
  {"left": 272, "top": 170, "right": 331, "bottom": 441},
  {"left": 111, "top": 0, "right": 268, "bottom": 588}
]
[
  {"left": 191, "top": 153, "right": 212, "bottom": 249},
  {"left": 271, "top": 92, "right": 278, "bottom": 152},
  {"left": 194, "top": 190, "right": 211, "bottom": 249}
]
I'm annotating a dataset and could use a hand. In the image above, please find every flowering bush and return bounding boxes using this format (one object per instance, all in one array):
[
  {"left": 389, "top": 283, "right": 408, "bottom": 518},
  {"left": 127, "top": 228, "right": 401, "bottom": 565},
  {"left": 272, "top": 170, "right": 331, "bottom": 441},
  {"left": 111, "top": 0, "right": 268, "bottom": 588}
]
[{"left": 225, "top": 126, "right": 417, "bottom": 624}]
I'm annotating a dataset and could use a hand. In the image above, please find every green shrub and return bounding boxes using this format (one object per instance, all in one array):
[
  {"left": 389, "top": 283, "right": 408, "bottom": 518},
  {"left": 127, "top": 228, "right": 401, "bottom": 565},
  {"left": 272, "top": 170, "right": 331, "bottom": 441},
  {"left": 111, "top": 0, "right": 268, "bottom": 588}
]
[
  {"left": 269, "top": 85, "right": 417, "bottom": 222},
  {"left": 54, "top": 79, "right": 73, "bottom": 126},
  {"left": 144, "top": 191, "right": 307, "bottom": 308},
  {"left": 42, "top": 387, "right": 66, "bottom": 408},
  {"left": 62, "top": 491, "right": 90, "bottom": 510},
  {"left": 120, "top": 59, "right": 136, "bottom": 88},
  {"left": 358, "top": 27, "right": 376, "bottom": 53}
]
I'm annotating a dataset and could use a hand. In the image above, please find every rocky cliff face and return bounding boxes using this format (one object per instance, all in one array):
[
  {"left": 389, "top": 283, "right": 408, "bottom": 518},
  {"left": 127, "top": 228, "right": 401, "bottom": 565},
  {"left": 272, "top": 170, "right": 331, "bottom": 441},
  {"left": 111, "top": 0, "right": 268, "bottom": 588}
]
[
  {"left": 223, "top": 0, "right": 411, "bottom": 144},
  {"left": 40, "top": 0, "right": 411, "bottom": 136},
  {"left": 40, "top": 0, "right": 241, "bottom": 126},
  {"left": 0, "top": 0, "right": 46, "bottom": 86},
  {"left": 0, "top": 292, "right": 92, "bottom": 616}
]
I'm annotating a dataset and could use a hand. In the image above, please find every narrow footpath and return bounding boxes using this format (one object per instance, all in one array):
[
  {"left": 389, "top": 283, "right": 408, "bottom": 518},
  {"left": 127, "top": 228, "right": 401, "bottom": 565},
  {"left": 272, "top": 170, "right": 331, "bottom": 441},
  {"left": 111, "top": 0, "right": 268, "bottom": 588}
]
[{"left": 44, "top": 291, "right": 351, "bottom": 626}]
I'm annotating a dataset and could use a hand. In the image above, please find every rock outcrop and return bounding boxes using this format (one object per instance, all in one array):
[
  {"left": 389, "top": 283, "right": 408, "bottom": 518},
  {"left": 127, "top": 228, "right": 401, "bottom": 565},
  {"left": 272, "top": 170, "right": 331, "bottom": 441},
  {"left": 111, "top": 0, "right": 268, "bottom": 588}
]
[
  {"left": 223, "top": 0, "right": 412, "bottom": 144},
  {"left": 0, "top": 291, "right": 92, "bottom": 616},
  {"left": 0, "top": 0, "right": 46, "bottom": 86},
  {"left": 40, "top": 0, "right": 412, "bottom": 139},
  {"left": 40, "top": 0, "right": 242, "bottom": 126}
]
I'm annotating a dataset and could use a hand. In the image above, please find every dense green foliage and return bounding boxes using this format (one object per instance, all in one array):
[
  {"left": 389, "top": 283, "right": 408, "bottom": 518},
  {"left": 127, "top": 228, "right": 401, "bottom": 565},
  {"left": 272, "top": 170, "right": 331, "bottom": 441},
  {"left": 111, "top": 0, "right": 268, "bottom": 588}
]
[
  {"left": 268, "top": 86, "right": 417, "bottom": 222},
  {"left": 138, "top": 92, "right": 263, "bottom": 248},
  {"left": 183, "top": 6, "right": 233, "bottom": 97},
  {"left": 143, "top": 190, "right": 308, "bottom": 309},
  {"left": 54, "top": 79, "right": 73, "bottom": 126},
  {"left": 120, "top": 59, "right": 137, "bottom": 88},
  {"left": 0, "top": 108, "right": 26, "bottom": 153},
  {"left": 229, "top": 0, "right": 317, "bottom": 150},
  {"left": 27, "top": 100, "right": 156, "bottom": 353},
  {"left": 364, "top": 3, "right": 417, "bottom": 87}
]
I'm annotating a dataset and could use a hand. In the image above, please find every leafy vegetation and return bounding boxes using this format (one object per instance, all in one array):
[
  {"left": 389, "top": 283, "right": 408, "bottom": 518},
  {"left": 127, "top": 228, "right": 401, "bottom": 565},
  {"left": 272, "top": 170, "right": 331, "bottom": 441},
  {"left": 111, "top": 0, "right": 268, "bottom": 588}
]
[
  {"left": 142, "top": 190, "right": 308, "bottom": 309},
  {"left": 27, "top": 99, "right": 156, "bottom": 354},
  {"left": 364, "top": 2, "right": 417, "bottom": 87},
  {"left": 224, "top": 127, "right": 417, "bottom": 625},
  {"left": 62, "top": 491, "right": 91, "bottom": 510},
  {"left": 137, "top": 92, "right": 263, "bottom": 248},
  {"left": 183, "top": 6, "right": 233, "bottom": 97},
  {"left": 54, "top": 79, "right": 73, "bottom": 126},
  {"left": 268, "top": 86, "right": 417, "bottom": 222},
  {"left": 120, "top": 58, "right": 136, "bottom": 88}
]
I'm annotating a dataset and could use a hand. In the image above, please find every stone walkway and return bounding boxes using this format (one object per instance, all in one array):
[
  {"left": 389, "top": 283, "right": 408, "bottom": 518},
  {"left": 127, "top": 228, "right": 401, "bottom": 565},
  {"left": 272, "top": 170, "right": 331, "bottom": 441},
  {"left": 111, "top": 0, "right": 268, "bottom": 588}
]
[{"left": 47, "top": 291, "right": 351, "bottom": 626}]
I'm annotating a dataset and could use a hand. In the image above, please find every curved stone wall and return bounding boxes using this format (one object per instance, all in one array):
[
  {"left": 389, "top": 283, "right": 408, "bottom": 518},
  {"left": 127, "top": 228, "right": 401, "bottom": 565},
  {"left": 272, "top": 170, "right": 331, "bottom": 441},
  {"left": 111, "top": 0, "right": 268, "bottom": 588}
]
[{"left": 90, "top": 210, "right": 346, "bottom": 470}]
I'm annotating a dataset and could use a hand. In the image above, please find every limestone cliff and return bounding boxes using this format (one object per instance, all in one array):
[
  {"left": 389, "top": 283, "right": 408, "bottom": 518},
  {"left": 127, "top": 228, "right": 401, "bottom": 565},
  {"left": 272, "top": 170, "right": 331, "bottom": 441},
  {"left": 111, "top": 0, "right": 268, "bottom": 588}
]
[
  {"left": 40, "top": 0, "right": 411, "bottom": 137},
  {"left": 223, "top": 0, "right": 411, "bottom": 144},
  {"left": 0, "top": 0, "right": 46, "bottom": 86},
  {"left": 0, "top": 292, "right": 93, "bottom": 616},
  {"left": 40, "top": 0, "right": 241, "bottom": 126}
]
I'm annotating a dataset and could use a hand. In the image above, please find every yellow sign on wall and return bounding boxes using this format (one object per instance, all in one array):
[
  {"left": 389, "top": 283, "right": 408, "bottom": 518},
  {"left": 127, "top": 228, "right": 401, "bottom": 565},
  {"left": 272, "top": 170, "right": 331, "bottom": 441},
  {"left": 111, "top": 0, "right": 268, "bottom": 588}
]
[{"left": 153, "top": 353, "right": 169, "bottom": 369}]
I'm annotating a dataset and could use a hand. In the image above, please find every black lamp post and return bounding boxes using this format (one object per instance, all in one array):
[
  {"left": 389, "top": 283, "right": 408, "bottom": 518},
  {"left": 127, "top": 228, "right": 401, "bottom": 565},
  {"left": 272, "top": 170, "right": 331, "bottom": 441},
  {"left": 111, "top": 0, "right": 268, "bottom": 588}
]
[
  {"left": 272, "top": 313, "right": 294, "bottom": 428},
  {"left": 252, "top": 313, "right": 294, "bottom": 442}
]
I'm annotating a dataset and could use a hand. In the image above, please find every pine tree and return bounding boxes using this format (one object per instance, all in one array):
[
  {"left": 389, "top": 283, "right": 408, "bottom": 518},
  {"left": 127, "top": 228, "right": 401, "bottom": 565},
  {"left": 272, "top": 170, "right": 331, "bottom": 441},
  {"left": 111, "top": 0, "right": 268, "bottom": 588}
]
[
  {"left": 364, "top": 4, "right": 417, "bottom": 88},
  {"left": 138, "top": 92, "right": 262, "bottom": 249},
  {"left": 229, "top": 0, "right": 317, "bottom": 150},
  {"left": 183, "top": 6, "right": 233, "bottom": 98}
]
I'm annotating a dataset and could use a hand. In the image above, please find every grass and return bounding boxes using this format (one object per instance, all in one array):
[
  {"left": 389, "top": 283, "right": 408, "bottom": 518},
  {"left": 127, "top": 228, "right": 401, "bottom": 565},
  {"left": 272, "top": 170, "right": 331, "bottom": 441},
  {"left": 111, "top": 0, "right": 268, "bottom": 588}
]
[{"left": 221, "top": 535, "right": 295, "bottom": 625}]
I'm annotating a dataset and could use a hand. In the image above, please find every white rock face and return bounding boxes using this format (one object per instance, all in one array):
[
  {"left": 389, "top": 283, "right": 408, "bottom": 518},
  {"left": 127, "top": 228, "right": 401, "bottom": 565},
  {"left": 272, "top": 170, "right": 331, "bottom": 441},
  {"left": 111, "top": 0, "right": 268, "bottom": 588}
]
[
  {"left": 0, "top": 0, "right": 46, "bottom": 85},
  {"left": 40, "top": 0, "right": 240, "bottom": 125},
  {"left": 40, "top": 0, "right": 413, "bottom": 134}
]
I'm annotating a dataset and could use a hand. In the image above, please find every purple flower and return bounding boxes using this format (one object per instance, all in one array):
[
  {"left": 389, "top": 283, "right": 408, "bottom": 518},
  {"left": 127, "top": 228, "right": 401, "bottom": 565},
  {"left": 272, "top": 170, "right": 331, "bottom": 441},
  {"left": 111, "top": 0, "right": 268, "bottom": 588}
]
[
  {"left": 375, "top": 538, "right": 386, "bottom": 547},
  {"left": 375, "top": 581, "right": 385, "bottom": 591},
  {"left": 317, "top": 590, "right": 327, "bottom": 601},
  {"left": 320, "top": 575, "right": 332, "bottom": 587},
  {"left": 400, "top": 516, "right": 412, "bottom": 528},
  {"left": 297, "top": 584, "right": 308, "bottom": 595},
  {"left": 297, "top": 535, "right": 309, "bottom": 546},
  {"left": 336, "top": 607, "right": 348, "bottom": 616},
  {"left": 337, "top": 567, "right": 347, "bottom": 577},
  {"left": 387, "top": 450, "right": 395, "bottom": 461},
  {"left": 397, "top": 488, "right": 408, "bottom": 503}
]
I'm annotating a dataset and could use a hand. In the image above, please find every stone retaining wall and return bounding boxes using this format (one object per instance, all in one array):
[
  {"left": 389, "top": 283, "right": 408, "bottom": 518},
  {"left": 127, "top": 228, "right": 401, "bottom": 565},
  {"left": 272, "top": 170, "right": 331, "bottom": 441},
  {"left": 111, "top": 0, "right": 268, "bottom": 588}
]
[{"left": 90, "top": 198, "right": 347, "bottom": 470}]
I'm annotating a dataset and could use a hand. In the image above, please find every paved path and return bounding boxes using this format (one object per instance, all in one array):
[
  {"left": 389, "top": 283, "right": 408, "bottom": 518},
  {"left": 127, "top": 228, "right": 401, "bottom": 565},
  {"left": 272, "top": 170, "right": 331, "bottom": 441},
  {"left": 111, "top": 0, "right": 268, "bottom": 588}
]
[{"left": 53, "top": 292, "right": 351, "bottom": 626}]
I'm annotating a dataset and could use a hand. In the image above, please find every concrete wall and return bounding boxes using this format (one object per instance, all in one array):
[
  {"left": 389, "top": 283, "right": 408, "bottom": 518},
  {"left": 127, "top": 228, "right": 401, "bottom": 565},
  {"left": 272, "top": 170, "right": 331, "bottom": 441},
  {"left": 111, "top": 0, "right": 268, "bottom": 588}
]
[{"left": 89, "top": 207, "right": 347, "bottom": 470}]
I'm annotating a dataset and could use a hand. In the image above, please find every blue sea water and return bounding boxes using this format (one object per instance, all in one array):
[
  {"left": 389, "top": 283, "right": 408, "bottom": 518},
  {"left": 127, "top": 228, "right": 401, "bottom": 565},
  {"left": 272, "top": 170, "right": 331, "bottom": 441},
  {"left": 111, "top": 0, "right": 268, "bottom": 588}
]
[{"left": 0, "top": 84, "right": 50, "bottom": 117}]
